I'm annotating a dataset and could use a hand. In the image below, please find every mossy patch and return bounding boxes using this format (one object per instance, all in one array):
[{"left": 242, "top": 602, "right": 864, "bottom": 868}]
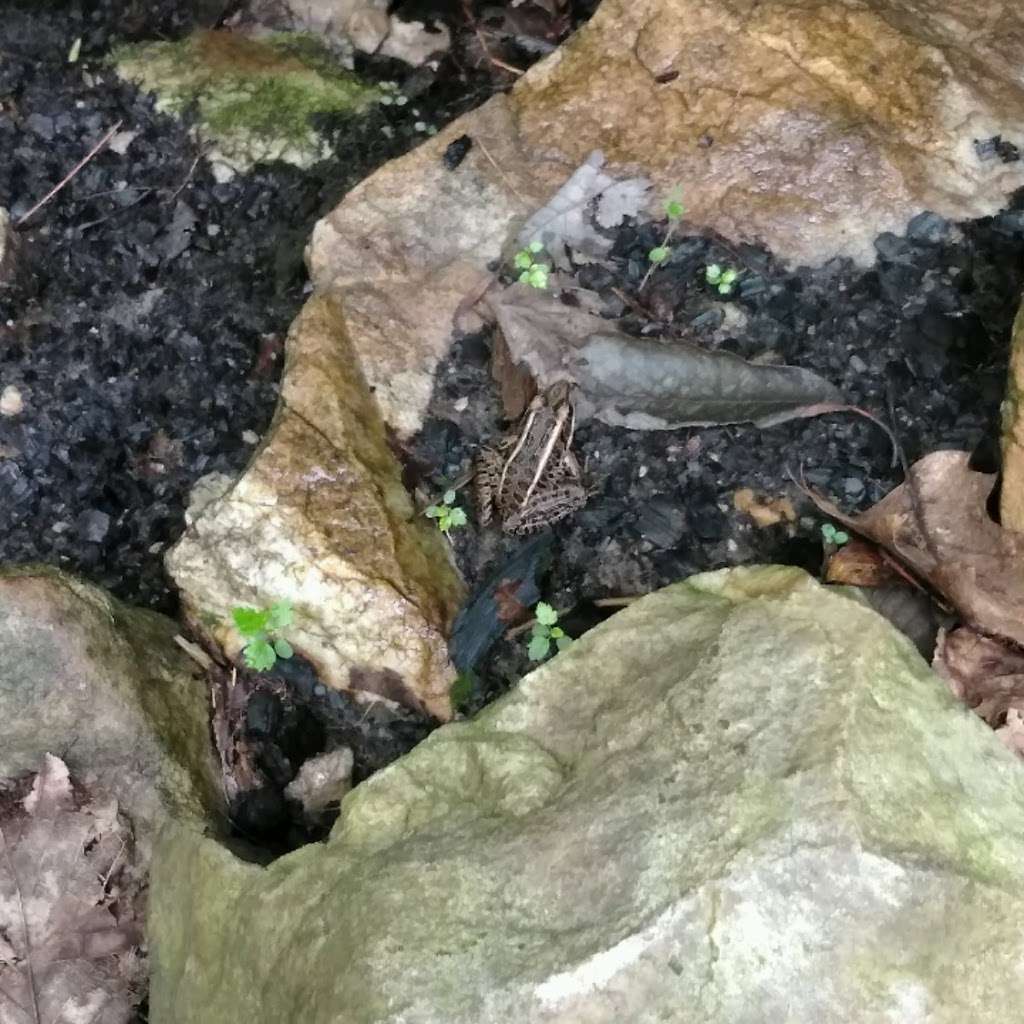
[{"left": 115, "top": 30, "right": 382, "bottom": 174}]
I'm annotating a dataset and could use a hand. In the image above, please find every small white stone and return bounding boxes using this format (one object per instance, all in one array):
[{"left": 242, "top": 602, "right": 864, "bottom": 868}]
[
  {"left": 242, "top": 430, "right": 259, "bottom": 445},
  {"left": 285, "top": 748, "right": 354, "bottom": 818},
  {"left": 453, "top": 396, "right": 469, "bottom": 412},
  {"left": 0, "top": 385, "right": 24, "bottom": 417},
  {"left": 638, "top": 465, "right": 648, "bottom": 478}
]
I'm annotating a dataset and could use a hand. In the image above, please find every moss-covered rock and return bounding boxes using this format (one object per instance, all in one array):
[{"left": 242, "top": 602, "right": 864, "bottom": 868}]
[
  {"left": 115, "top": 30, "right": 381, "bottom": 177},
  {"left": 150, "top": 567, "right": 1024, "bottom": 1023},
  {"left": 0, "top": 566, "right": 221, "bottom": 853}
]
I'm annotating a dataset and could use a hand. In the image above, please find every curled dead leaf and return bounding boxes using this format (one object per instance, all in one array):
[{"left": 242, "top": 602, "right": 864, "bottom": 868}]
[{"left": 803, "top": 450, "right": 1024, "bottom": 648}]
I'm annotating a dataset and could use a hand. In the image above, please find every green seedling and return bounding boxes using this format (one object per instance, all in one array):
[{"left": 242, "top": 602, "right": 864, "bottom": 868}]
[
  {"left": 705, "top": 263, "right": 739, "bottom": 295},
  {"left": 449, "top": 672, "right": 475, "bottom": 713},
  {"left": 425, "top": 489, "right": 468, "bottom": 537},
  {"left": 640, "top": 187, "right": 685, "bottom": 291},
  {"left": 513, "top": 240, "right": 550, "bottom": 290},
  {"left": 820, "top": 522, "right": 850, "bottom": 547},
  {"left": 528, "top": 601, "right": 572, "bottom": 662},
  {"left": 232, "top": 600, "right": 295, "bottom": 672}
]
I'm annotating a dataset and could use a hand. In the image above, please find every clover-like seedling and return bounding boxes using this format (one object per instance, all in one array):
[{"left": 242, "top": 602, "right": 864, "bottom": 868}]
[
  {"left": 705, "top": 263, "right": 739, "bottom": 295},
  {"left": 513, "top": 240, "right": 550, "bottom": 290},
  {"left": 640, "top": 187, "right": 686, "bottom": 291},
  {"left": 820, "top": 522, "right": 850, "bottom": 547},
  {"left": 528, "top": 601, "right": 572, "bottom": 662},
  {"left": 425, "top": 488, "right": 468, "bottom": 537},
  {"left": 232, "top": 600, "right": 295, "bottom": 672}
]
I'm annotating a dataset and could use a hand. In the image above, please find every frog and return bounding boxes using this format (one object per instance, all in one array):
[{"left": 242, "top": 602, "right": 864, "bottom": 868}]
[{"left": 475, "top": 381, "right": 588, "bottom": 535}]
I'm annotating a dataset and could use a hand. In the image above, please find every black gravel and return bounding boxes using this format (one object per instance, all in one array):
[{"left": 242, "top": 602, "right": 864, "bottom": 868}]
[
  {"left": 0, "top": 0, "right": 529, "bottom": 612},
  {"left": 408, "top": 196, "right": 1024, "bottom": 707}
]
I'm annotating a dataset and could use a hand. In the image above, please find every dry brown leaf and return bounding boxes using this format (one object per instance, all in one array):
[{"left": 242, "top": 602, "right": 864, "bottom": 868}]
[
  {"left": 732, "top": 488, "right": 796, "bottom": 527},
  {"left": 824, "top": 539, "right": 899, "bottom": 587},
  {"left": 933, "top": 626, "right": 1024, "bottom": 726},
  {"left": 0, "top": 755, "right": 144, "bottom": 1024},
  {"left": 803, "top": 450, "right": 1024, "bottom": 648}
]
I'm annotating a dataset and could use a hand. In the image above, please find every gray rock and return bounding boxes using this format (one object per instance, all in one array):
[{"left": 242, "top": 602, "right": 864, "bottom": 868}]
[
  {"left": 149, "top": 567, "right": 1024, "bottom": 1023},
  {"left": 906, "top": 210, "right": 952, "bottom": 243},
  {"left": 0, "top": 566, "right": 221, "bottom": 854}
]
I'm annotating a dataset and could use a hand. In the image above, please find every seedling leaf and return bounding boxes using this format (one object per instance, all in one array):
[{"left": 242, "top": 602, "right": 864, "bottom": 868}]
[
  {"left": 649, "top": 246, "right": 670, "bottom": 264},
  {"left": 528, "top": 632, "right": 551, "bottom": 661},
  {"left": 244, "top": 638, "right": 276, "bottom": 671},
  {"left": 447, "top": 507, "right": 468, "bottom": 528},
  {"left": 267, "top": 600, "right": 293, "bottom": 631},
  {"left": 233, "top": 606, "right": 268, "bottom": 636},
  {"left": 535, "top": 602, "right": 558, "bottom": 626},
  {"left": 274, "top": 638, "right": 294, "bottom": 660},
  {"left": 450, "top": 673, "right": 474, "bottom": 710}
]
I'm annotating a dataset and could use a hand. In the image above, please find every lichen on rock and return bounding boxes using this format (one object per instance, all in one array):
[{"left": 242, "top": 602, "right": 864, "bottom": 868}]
[{"left": 115, "top": 30, "right": 381, "bottom": 177}]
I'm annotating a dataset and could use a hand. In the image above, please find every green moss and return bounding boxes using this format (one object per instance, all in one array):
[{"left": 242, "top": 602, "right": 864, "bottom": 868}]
[{"left": 114, "top": 30, "right": 380, "bottom": 171}]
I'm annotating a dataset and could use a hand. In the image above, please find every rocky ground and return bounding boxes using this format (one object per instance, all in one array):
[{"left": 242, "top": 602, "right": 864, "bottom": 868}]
[
  {"left": 0, "top": 0, "right": 570, "bottom": 611},
  {"left": 410, "top": 199, "right": 1024, "bottom": 707}
]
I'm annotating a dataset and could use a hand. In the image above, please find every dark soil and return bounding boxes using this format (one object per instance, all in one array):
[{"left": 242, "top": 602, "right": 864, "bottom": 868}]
[
  {"left": 408, "top": 198, "right": 1024, "bottom": 710},
  {"left": 0, "top": 0, "right": 584, "bottom": 613}
]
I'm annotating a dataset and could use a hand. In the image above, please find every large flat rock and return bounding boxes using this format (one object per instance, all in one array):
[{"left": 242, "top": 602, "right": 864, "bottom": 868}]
[
  {"left": 0, "top": 566, "right": 220, "bottom": 852},
  {"left": 150, "top": 566, "right": 1024, "bottom": 1022},
  {"left": 308, "top": 0, "right": 1024, "bottom": 436}
]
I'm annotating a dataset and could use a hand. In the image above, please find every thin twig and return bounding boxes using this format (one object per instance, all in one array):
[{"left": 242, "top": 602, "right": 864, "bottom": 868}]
[
  {"left": 473, "top": 136, "right": 527, "bottom": 205},
  {"left": 174, "top": 634, "right": 215, "bottom": 671},
  {"left": 461, "top": 0, "right": 525, "bottom": 76},
  {"left": 166, "top": 149, "right": 203, "bottom": 204},
  {"left": 15, "top": 120, "right": 123, "bottom": 227}
]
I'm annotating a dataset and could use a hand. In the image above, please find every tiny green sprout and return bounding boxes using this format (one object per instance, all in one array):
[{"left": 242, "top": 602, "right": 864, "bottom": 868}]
[
  {"left": 513, "top": 240, "right": 550, "bottom": 289},
  {"left": 528, "top": 601, "right": 573, "bottom": 662},
  {"left": 664, "top": 188, "right": 685, "bottom": 221},
  {"left": 640, "top": 187, "right": 685, "bottom": 291},
  {"left": 425, "top": 488, "right": 468, "bottom": 537},
  {"left": 705, "top": 263, "right": 740, "bottom": 295},
  {"left": 821, "top": 523, "right": 850, "bottom": 547},
  {"left": 449, "top": 672, "right": 475, "bottom": 712},
  {"left": 232, "top": 599, "right": 295, "bottom": 672}
]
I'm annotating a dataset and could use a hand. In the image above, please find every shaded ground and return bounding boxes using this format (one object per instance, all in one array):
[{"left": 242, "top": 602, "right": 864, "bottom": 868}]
[
  {"left": 408, "top": 198, "right": 1024, "bottom": 709},
  {"left": 0, "top": 0, "right": 564, "bottom": 612}
]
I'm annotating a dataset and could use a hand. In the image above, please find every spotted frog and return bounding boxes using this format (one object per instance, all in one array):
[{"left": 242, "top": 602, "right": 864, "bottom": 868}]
[{"left": 475, "top": 382, "right": 588, "bottom": 534}]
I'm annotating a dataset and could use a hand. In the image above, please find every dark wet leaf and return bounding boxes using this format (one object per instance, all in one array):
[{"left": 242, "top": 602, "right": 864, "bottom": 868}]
[{"left": 486, "top": 285, "right": 843, "bottom": 428}]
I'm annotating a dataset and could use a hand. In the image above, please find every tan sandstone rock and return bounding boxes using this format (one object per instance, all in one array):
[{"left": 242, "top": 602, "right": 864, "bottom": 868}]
[
  {"left": 1001, "top": 296, "right": 1024, "bottom": 531},
  {"left": 309, "top": 0, "right": 1024, "bottom": 436},
  {"left": 166, "top": 294, "right": 463, "bottom": 721}
]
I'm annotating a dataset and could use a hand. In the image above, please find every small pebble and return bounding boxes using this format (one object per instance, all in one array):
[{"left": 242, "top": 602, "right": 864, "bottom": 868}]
[
  {"left": 453, "top": 396, "right": 469, "bottom": 412},
  {"left": 313, "top": 684, "right": 327, "bottom": 697},
  {"left": 849, "top": 354, "right": 868, "bottom": 374},
  {"left": 242, "top": 429, "right": 259, "bottom": 444},
  {"left": 75, "top": 508, "right": 110, "bottom": 543},
  {"left": 0, "top": 385, "right": 23, "bottom": 417},
  {"left": 843, "top": 477, "right": 865, "bottom": 497}
]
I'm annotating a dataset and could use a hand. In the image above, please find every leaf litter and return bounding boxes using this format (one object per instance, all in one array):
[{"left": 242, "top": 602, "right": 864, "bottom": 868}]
[
  {"left": 0, "top": 755, "right": 145, "bottom": 1024},
  {"left": 803, "top": 449, "right": 1024, "bottom": 757}
]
